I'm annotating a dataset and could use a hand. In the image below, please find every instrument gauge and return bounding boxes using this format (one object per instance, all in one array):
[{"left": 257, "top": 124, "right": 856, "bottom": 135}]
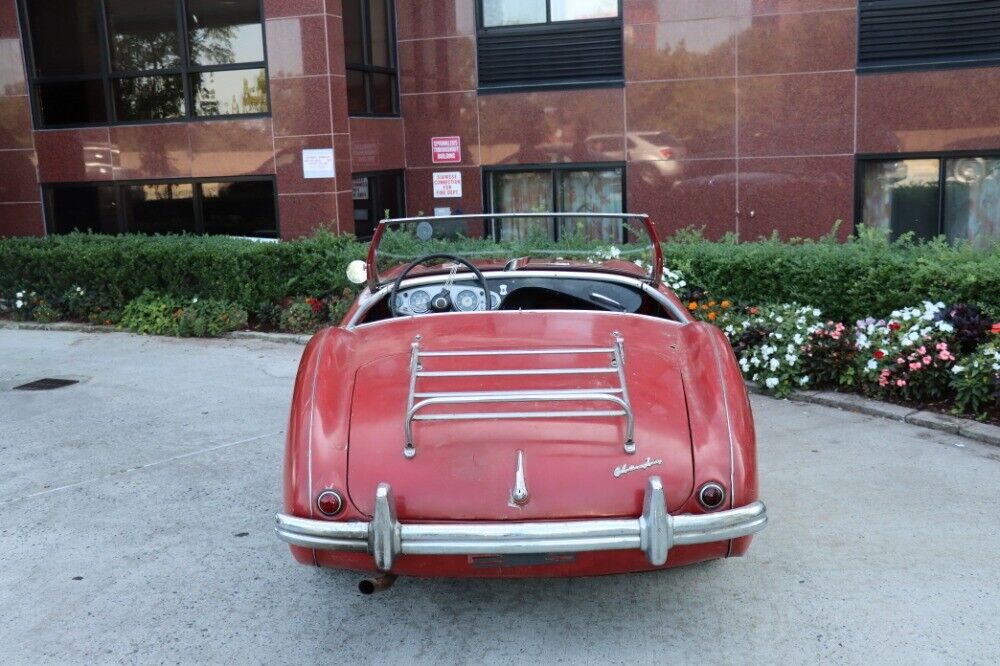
[
  {"left": 455, "top": 289, "right": 480, "bottom": 312},
  {"left": 409, "top": 290, "right": 431, "bottom": 313}
]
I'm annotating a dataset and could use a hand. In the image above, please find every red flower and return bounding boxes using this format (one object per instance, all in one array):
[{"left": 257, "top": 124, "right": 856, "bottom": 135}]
[
  {"left": 306, "top": 297, "right": 324, "bottom": 314},
  {"left": 888, "top": 321, "right": 901, "bottom": 331},
  {"left": 992, "top": 322, "right": 1000, "bottom": 335},
  {"left": 873, "top": 349, "right": 885, "bottom": 360}
]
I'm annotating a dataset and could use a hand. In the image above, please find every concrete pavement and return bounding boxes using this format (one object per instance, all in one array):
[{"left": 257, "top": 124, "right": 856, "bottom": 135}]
[{"left": 1, "top": 329, "right": 998, "bottom": 664}]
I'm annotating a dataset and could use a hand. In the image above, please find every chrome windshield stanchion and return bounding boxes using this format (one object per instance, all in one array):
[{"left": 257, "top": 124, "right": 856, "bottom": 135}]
[{"left": 402, "top": 333, "right": 636, "bottom": 458}]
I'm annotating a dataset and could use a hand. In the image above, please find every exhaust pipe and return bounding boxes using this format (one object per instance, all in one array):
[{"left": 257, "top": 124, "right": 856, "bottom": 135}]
[{"left": 358, "top": 574, "right": 398, "bottom": 595}]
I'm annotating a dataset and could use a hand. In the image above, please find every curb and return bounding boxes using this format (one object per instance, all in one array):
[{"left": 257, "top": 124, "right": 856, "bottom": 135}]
[{"left": 6, "top": 320, "right": 999, "bottom": 448}]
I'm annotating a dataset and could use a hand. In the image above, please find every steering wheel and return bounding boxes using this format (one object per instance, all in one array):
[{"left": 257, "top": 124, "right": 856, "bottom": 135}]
[{"left": 388, "top": 253, "right": 492, "bottom": 317}]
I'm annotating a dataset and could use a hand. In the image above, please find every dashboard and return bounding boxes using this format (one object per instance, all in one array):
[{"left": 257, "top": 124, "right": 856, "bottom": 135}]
[
  {"left": 393, "top": 284, "right": 501, "bottom": 315},
  {"left": 390, "top": 277, "right": 644, "bottom": 317}
]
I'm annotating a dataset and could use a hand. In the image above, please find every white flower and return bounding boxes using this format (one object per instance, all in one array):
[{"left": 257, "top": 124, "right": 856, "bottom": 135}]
[
  {"left": 793, "top": 333, "right": 804, "bottom": 345},
  {"left": 775, "top": 316, "right": 784, "bottom": 323},
  {"left": 866, "top": 359, "right": 878, "bottom": 371},
  {"left": 15, "top": 299, "right": 23, "bottom": 309},
  {"left": 750, "top": 356, "right": 761, "bottom": 367},
  {"left": 765, "top": 377, "right": 779, "bottom": 389},
  {"left": 769, "top": 358, "right": 780, "bottom": 371},
  {"left": 785, "top": 353, "right": 798, "bottom": 365},
  {"left": 799, "top": 376, "right": 810, "bottom": 386},
  {"left": 938, "top": 322, "right": 954, "bottom": 333},
  {"left": 192, "top": 297, "right": 199, "bottom": 303},
  {"left": 16, "top": 291, "right": 24, "bottom": 298},
  {"left": 812, "top": 308, "right": 821, "bottom": 317},
  {"left": 951, "top": 365, "right": 965, "bottom": 374},
  {"left": 774, "top": 332, "right": 783, "bottom": 341}
]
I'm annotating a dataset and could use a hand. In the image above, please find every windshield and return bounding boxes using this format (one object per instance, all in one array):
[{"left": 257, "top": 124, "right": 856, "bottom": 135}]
[{"left": 368, "top": 213, "right": 662, "bottom": 288}]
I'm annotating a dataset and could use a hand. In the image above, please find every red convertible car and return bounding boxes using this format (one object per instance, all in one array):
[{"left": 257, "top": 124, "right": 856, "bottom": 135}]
[{"left": 276, "top": 213, "right": 766, "bottom": 592}]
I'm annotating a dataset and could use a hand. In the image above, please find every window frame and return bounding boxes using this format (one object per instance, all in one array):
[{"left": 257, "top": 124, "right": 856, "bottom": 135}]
[
  {"left": 482, "top": 161, "right": 627, "bottom": 241},
  {"left": 854, "top": 150, "right": 1000, "bottom": 240},
  {"left": 474, "top": 0, "right": 625, "bottom": 94},
  {"left": 478, "top": 0, "right": 622, "bottom": 29},
  {"left": 344, "top": 0, "right": 400, "bottom": 117},
  {"left": 43, "top": 175, "right": 280, "bottom": 237},
  {"left": 16, "top": 0, "right": 272, "bottom": 129},
  {"left": 350, "top": 169, "right": 406, "bottom": 241}
]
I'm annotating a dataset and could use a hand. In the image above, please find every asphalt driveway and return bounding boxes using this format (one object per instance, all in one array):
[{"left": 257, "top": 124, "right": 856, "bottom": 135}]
[{"left": 1, "top": 329, "right": 998, "bottom": 664}]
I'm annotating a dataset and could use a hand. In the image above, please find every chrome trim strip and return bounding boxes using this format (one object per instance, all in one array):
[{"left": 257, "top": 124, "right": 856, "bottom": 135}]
[
  {"left": 413, "top": 388, "right": 624, "bottom": 399},
  {"left": 275, "top": 477, "right": 768, "bottom": 572},
  {"left": 419, "top": 347, "right": 615, "bottom": 357},
  {"left": 417, "top": 367, "right": 619, "bottom": 377}
]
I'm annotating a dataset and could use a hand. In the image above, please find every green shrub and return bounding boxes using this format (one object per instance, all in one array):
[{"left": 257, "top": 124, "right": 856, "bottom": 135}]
[
  {"left": 175, "top": 299, "right": 248, "bottom": 337},
  {"left": 279, "top": 298, "right": 325, "bottom": 334},
  {"left": 665, "top": 227, "right": 1000, "bottom": 323},
  {"left": 120, "top": 291, "right": 183, "bottom": 336}
]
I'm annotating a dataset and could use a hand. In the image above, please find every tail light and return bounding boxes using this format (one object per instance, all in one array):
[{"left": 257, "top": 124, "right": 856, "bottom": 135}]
[
  {"left": 659, "top": 147, "right": 674, "bottom": 159},
  {"left": 316, "top": 489, "right": 344, "bottom": 516},
  {"left": 698, "top": 482, "right": 725, "bottom": 510}
]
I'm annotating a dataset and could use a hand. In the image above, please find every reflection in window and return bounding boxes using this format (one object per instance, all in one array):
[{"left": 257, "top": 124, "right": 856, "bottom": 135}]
[
  {"left": 105, "top": 0, "right": 181, "bottom": 71},
  {"left": 46, "top": 179, "right": 278, "bottom": 237},
  {"left": 343, "top": 0, "right": 399, "bottom": 115},
  {"left": 192, "top": 68, "right": 268, "bottom": 116},
  {"left": 945, "top": 157, "right": 1000, "bottom": 249},
  {"left": 186, "top": 0, "right": 265, "bottom": 65},
  {"left": 21, "top": 0, "right": 269, "bottom": 126},
  {"left": 124, "top": 183, "right": 196, "bottom": 234},
  {"left": 113, "top": 75, "right": 185, "bottom": 121},
  {"left": 202, "top": 181, "right": 277, "bottom": 238},
  {"left": 861, "top": 160, "right": 940, "bottom": 241},
  {"left": 860, "top": 156, "right": 1000, "bottom": 247},
  {"left": 489, "top": 166, "right": 624, "bottom": 241},
  {"left": 482, "top": 0, "right": 619, "bottom": 26},
  {"left": 47, "top": 184, "right": 118, "bottom": 234}
]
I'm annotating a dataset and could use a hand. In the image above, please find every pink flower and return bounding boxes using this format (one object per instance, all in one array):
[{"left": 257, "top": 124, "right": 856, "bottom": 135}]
[
  {"left": 896, "top": 357, "right": 905, "bottom": 365},
  {"left": 938, "top": 351, "right": 953, "bottom": 361},
  {"left": 831, "top": 331, "right": 841, "bottom": 340},
  {"left": 936, "top": 342, "right": 947, "bottom": 351},
  {"left": 879, "top": 377, "right": 889, "bottom": 387},
  {"left": 922, "top": 356, "right": 932, "bottom": 365},
  {"left": 918, "top": 346, "right": 927, "bottom": 355},
  {"left": 909, "top": 362, "right": 922, "bottom": 371},
  {"left": 896, "top": 379, "right": 907, "bottom": 387}
]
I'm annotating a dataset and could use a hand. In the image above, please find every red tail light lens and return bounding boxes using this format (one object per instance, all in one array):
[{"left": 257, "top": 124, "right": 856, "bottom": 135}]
[
  {"left": 698, "top": 482, "right": 725, "bottom": 510},
  {"left": 317, "top": 490, "right": 344, "bottom": 516},
  {"left": 659, "top": 147, "right": 673, "bottom": 159}
]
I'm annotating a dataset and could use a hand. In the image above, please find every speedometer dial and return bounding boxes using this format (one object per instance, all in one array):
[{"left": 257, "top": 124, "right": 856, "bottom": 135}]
[
  {"left": 455, "top": 289, "right": 479, "bottom": 312},
  {"left": 409, "top": 290, "right": 430, "bottom": 313}
]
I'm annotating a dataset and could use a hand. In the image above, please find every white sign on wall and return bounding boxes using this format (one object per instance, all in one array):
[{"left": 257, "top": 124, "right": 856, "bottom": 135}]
[
  {"left": 432, "top": 171, "right": 462, "bottom": 198},
  {"left": 302, "top": 148, "right": 335, "bottom": 179}
]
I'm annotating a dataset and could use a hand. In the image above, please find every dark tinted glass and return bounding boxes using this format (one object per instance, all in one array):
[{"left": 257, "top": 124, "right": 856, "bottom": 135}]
[
  {"left": 105, "top": 0, "right": 181, "bottom": 71},
  {"left": 48, "top": 185, "right": 119, "bottom": 234},
  {"left": 24, "top": 0, "right": 103, "bottom": 76},
  {"left": 861, "top": 160, "right": 940, "bottom": 241},
  {"left": 191, "top": 68, "right": 268, "bottom": 116},
  {"left": 123, "top": 183, "right": 195, "bottom": 234},
  {"left": 944, "top": 157, "right": 1000, "bottom": 249},
  {"left": 201, "top": 181, "right": 278, "bottom": 238},
  {"left": 347, "top": 69, "right": 366, "bottom": 114},
  {"left": 370, "top": 73, "right": 394, "bottom": 113},
  {"left": 343, "top": 0, "right": 365, "bottom": 64},
  {"left": 186, "top": 0, "right": 265, "bottom": 65},
  {"left": 37, "top": 80, "right": 108, "bottom": 125},
  {"left": 368, "top": 0, "right": 391, "bottom": 67},
  {"left": 113, "top": 75, "right": 185, "bottom": 121},
  {"left": 375, "top": 172, "right": 403, "bottom": 217}
]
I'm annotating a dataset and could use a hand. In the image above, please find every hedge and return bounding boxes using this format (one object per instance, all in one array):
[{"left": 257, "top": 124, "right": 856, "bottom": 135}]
[{"left": 1, "top": 230, "right": 998, "bottom": 324}]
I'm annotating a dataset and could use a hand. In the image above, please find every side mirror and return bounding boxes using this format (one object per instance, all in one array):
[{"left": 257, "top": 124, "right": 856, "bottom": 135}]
[{"left": 346, "top": 260, "right": 367, "bottom": 285}]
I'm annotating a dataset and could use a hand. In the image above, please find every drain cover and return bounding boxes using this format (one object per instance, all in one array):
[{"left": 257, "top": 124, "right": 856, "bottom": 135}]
[{"left": 13, "top": 378, "right": 80, "bottom": 391}]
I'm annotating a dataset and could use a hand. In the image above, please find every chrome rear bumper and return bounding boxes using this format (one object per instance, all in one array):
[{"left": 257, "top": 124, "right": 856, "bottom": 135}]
[{"left": 275, "top": 477, "right": 767, "bottom": 571}]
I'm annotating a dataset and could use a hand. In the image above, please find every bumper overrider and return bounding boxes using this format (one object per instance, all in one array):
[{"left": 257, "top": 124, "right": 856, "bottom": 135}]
[{"left": 275, "top": 477, "right": 767, "bottom": 571}]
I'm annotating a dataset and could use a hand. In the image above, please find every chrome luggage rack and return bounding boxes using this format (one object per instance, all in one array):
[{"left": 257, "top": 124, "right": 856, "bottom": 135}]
[{"left": 403, "top": 332, "right": 635, "bottom": 459}]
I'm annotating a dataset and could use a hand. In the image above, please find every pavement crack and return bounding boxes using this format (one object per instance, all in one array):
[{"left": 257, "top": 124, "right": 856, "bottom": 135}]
[{"left": 0, "top": 431, "right": 282, "bottom": 506}]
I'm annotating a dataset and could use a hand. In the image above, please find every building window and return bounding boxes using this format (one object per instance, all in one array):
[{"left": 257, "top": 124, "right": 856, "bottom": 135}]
[
  {"left": 351, "top": 171, "right": 405, "bottom": 240},
  {"left": 18, "top": 0, "right": 269, "bottom": 128},
  {"left": 477, "top": 0, "right": 623, "bottom": 92},
  {"left": 45, "top": 177, "right": 278, "bottom": 238},
  {"left": 484, "top": 164, "right": 624, "bottom": 241},
  {"left": 859, "top": 156, "right": 1000, "bottom": 248},
  {"left": 343, "top": 0, "right": 398, "bottom": 116},
  {"left": 858, "top": 0, "right": 1000, "bottom": 73}
]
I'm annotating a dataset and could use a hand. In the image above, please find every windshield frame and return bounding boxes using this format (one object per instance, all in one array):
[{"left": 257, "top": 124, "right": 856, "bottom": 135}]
[{"left": 365, "top": 212, "right": 663, "bottom": 291}]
